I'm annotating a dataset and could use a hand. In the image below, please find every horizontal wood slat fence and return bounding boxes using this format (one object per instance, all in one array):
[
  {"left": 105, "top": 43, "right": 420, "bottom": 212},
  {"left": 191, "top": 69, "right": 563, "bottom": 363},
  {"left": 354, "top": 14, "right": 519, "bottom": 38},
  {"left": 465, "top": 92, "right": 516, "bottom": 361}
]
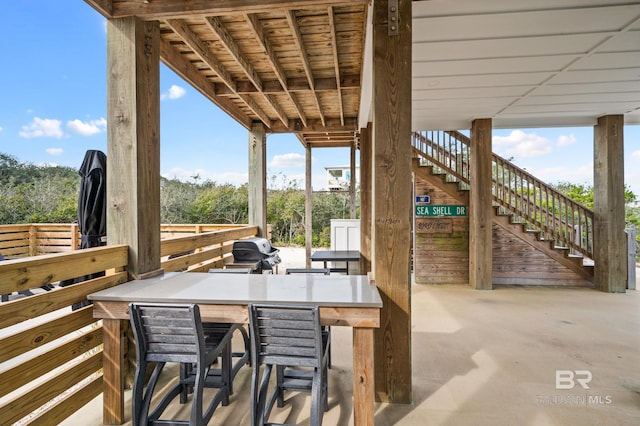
[
  {"left": 412, "top": 130, "right": 595, "bottom": 260},
  {"left": 0, "top": 224, "right": 260, "bottom": 424}
]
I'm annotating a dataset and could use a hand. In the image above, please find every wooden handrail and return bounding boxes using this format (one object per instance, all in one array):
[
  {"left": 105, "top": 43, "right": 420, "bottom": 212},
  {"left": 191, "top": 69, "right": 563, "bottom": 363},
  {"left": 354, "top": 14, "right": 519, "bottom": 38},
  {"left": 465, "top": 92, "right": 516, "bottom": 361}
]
[{"left": 412, "top": 130, "right": 594, "bottom": 259}]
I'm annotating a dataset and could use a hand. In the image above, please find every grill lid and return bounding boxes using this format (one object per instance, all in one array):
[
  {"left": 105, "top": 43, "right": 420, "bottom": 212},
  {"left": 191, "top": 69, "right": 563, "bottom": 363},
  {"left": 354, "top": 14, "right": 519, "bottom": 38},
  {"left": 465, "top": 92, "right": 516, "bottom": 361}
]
[{"left": 232, "top": 237, "right": 279, "bottom": 255}]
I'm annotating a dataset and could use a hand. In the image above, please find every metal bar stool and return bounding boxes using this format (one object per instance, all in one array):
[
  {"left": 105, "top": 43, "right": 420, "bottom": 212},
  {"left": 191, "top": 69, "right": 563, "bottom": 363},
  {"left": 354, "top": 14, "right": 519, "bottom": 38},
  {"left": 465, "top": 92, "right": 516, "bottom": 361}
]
[
  {"left": 129, "top": 303, "right": 235, "bottom": 426},
  {"left": 248, "top": 304, "right": 329, "bottom": 426}
]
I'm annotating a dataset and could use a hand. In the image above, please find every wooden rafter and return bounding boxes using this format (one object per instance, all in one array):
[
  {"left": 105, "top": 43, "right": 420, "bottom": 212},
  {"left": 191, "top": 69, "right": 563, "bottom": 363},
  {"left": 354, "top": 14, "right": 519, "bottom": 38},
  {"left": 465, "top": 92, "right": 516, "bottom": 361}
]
[
  {"left": 89, "top": 1, "right": 367, "bottom": 141},
  {"left": 205, "top": 16, "right": 288, "bottom": 128},
  {"left": 213, "top": 75, "right": 360, "bottom": 96},
  {"left": 89, "top": 0, "right": 367, "bottom": 19},
  {"left": 164, "top": 19, "right": 236, "bottom": 92},
  {"left": 328, "top": 7, "right": 345, "bottom": 125},
  {"left": 159, "top": 38, "right": 251, "bottom": 128},
  {"left": 244, "top": 13, "right": 308, "bottom": 127},
  {"left": 285, "top": 10, "right": 326, "bottom": 126}
]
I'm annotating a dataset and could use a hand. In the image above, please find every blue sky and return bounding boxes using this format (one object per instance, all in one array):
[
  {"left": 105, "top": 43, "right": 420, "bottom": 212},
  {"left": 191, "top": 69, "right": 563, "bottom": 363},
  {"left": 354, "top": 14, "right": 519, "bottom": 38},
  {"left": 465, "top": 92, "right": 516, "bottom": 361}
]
[{"left": 1, "top": 2, "right": 638, "bottom": 196}]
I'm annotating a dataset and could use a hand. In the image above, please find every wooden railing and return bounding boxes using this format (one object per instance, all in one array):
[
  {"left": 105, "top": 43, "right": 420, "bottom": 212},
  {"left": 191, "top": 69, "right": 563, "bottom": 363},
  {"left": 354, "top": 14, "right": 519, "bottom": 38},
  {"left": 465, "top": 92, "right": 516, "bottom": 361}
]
[
  {"left": 0, "top": 245, "right": 128, "bottom": 425},
  {"left": 0, "top": 224, "right": 259, "bottom": 424},
  {"left": 412, "top": 130, "right": 594, "bottom": 259}
]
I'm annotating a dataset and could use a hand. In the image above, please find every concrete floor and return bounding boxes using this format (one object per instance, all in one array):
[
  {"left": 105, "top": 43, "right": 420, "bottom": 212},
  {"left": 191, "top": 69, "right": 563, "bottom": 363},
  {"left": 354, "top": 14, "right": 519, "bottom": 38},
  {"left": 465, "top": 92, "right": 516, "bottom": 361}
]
[{"left": 62, "top": 274, "right": 640, "bottom": 426}]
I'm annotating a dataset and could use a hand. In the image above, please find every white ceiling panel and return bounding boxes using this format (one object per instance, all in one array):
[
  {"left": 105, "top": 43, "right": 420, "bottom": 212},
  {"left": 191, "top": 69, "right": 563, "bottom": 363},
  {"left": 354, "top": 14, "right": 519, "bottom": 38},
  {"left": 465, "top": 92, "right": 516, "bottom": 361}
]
[
  {"left": 410, "top": 1, "right": 640, "bottom": 130},
  {"left": 534, "top": 81, "right": 639, "bottom": 96},
  {"left": 413, "top": 56, "right": 578, "bottom": 77},
  {"left": 414, "top": 72, "right": 553, "bottom": 90},
  {"left": 571, "top": 52, "right": 640, "bottom": 70},
  {"left": 414, "top": 86, "right": 533, "bottom": 100},
  {"left": 548, "top": 69, "right": 640, "bottom": 84},
  {"left": 518, "top": 92, "right": 640, "bottom": 106},
  {"left": 413, "top": 7, "right": 637, "bottom": 43},
  {"left": 413, "top": 34, "right": 608, "bottom": 62}
]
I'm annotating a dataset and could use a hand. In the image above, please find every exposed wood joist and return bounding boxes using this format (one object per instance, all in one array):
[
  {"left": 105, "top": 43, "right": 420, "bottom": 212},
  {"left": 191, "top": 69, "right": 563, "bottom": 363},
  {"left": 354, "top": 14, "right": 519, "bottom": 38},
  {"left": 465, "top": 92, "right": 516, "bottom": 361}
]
[
  {"left": 205, "top": 15, "right": 288, "bottom": 128},
  {"left": 270, "top": 117, "right": 357, "bottom": 134},
  {"left": 244, "top": 13, "right": 308, "bottom": 127},
  {"left": 285, "top": 10, "right": 326, "bottom": 126},
  {"left": 328, "top": 7, "right": 345, "bottom": 125},
  {"left": 89, "top": 0, "right": 367, "bottom": 19},
  {"left": 159, "top": 38, "right": 252, "bottom": 129},
  {"left": 213, "top": 75, "right": 360, "bottom": 96},
  {"left": 90, "top": 1, "right": 367, "bottom": 144},
  {"left": 164, "top": 19, "right": 236, "bottom": 92},
  {"left": 165, "top": 18, "right": 273, "bottom": 128}
]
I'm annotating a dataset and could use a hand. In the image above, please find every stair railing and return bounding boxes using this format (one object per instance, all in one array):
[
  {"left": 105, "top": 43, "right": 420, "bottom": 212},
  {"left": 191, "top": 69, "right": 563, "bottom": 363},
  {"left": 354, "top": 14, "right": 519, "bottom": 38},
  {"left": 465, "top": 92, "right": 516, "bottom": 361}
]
[{"left": 412, "top": 130, "right": 594, "bottom": 259}]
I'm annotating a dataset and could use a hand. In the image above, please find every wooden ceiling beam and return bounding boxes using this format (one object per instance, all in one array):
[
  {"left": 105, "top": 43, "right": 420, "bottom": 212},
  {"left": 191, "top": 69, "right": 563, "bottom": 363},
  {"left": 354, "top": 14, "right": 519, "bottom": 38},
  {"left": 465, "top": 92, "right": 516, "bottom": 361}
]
[
  {"left": 205, "top": 15, "right": 287, "bottom": 128},
  {"left": 93, "top": 0, "right": 367, "bottom": 19},
  {"left": 165, "top": 19, "right": 237, "bottom": 93},
  {"left": 269, "top": 117, "right": 357, "bottom": 134},
  {"left": 328, "top": 7, "right": 345, "bottom": 126},
  {"left": 238, "top": 94, "right": 273, "bottom": 128},
  {"left": 285, "top": 10, "right": 326, "bottom": 126},
  {"left": 159, "top": 38, "right": 252, "bottom": 129},
  {"left": 245, "top": 13, "right": 307, "bottom": 127},
  {"left": 213, "top": 74, "right": 360, "bottom": 95},
  {"left": 204, "top": 16, "right": 262, "bottom": 92}
]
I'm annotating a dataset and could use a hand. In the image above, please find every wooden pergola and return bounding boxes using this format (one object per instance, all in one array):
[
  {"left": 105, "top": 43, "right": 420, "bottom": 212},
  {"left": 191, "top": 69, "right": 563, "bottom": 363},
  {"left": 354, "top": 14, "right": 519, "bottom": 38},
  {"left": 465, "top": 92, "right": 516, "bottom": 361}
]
[{"left": 83, "top": 0, "right": 637, "bottom": 423}]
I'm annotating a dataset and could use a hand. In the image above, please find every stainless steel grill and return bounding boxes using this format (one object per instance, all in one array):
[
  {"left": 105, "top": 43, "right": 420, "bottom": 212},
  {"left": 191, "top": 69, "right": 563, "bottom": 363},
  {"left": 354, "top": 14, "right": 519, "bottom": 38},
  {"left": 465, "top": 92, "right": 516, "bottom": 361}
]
[{"left": 231, "top": 237, "right": 281, "bottom": 273}]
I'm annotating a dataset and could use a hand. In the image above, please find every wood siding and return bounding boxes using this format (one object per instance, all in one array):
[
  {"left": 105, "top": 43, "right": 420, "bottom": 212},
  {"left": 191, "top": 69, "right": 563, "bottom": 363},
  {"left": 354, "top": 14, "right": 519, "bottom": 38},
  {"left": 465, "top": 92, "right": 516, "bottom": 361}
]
[{"left": 413, "top": 175, "right": 592, "bottom": 287}]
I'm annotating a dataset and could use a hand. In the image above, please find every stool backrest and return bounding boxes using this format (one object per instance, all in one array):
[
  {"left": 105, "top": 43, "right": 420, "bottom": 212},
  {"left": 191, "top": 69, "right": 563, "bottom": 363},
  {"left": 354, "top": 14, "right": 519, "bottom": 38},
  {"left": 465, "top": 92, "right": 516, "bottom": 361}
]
[
  {"left": 129, "top": 303, "right": 205, "bottom": 364},
  {"left": 249, "top": 304, "right": 323, "bottom": 369}
]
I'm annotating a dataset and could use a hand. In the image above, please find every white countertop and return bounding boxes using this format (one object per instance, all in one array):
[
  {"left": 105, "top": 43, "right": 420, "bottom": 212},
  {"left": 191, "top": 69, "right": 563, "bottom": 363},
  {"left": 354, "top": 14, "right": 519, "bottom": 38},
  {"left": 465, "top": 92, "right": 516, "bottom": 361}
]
[{"left": 89, "top": 272, "right": 382, "bottom": 308}]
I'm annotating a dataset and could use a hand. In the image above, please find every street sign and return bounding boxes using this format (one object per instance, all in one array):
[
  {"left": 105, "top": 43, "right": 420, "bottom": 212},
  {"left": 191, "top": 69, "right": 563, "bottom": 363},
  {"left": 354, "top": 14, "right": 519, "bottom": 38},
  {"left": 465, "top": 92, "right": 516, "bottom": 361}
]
[
  {"left": 415, "top": 205, "right": 467, "bottom": 217},
  {"left": 415, "top": 195, "right": 430, "bottom": 203}
]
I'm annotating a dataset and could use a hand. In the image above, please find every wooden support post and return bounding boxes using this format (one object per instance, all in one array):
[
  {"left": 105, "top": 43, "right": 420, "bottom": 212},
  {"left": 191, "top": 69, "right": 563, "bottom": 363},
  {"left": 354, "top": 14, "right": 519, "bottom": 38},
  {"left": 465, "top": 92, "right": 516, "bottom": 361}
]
[
  {"left": 350, "top": 138, "right": 357, "bottom": 219},
  {"left": 469, "top": 118, "right": 493, "bottom": 290},
  {"left": 248, "top": 122, "right": 267, "bottom": 237},
  {"left": 359, "top": 124, "right": 372, "bottom": 275},
  {"left": 305, "top": 143, "right": 313, "bottom": 268},
  {"left": 106, "top": 17, "right": 161, "bottom": 281},
  {"left": 594, "top": 115, "right": 626, "bottom": 293},
  {"left": 372, "top": 0, "right": 412, "bottom": 404}
]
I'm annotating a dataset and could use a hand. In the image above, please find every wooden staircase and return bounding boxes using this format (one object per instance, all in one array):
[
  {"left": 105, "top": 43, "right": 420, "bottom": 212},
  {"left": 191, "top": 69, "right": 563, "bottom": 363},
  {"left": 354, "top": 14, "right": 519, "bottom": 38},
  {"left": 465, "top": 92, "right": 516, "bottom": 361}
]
[{"left": 412, "top": 131, "right": 594, "bottom": 282}]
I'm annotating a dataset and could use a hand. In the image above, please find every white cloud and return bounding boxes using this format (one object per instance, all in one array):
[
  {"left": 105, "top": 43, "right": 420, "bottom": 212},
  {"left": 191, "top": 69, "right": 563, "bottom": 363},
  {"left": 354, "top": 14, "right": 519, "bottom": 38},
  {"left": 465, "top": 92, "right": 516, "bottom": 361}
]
[
  {"left": 46, "top": 148, "right": 64, "bottom": 156},
  {"left": 632, "top": 150, "right": 640, "bottom": 160},
  {"left": 67, "top": 118, "right": 107, "bottom": 136},
  {"left": 161, "top": 85, "right": 186, "bottom": 101},
  {"left": 493, "top": 130, "right": 553, "bottom": 158},
  {"left": 269, "top": 153, "right": 306, "bottom": 168},
  {"left": 0, "top": 126, "right": 3, "bottom": 133},
  {"left": 528, "top": 163, "right": 593, "bottom": 186},
  {"left": 19, "top": 117, "right": 64, "bottom": 139},
  {"left": 557, "top": 133, "right": 577, "bottom": 147}
]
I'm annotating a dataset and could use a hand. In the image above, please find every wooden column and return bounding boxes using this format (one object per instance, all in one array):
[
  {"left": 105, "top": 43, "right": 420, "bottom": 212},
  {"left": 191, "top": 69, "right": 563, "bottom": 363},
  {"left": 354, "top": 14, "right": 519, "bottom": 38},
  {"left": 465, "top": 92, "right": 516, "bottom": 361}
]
[
  {"left": 469, "top": 118, "right": 493, "bottom": 290},
  {"left": 305, "top": 143, "right": 313, "bottom": 267},
  {"left": 105, "top": 17, "right": 161, "bottom": 424},
  {"left": 350, "top": 138, "right": 357, "bottom": 219},
  {"left": 248, "top": 122, "right": 267, "bottom": 237},
  {"left": 359, "top": 124, "right": 372, "bottom": 275},
  {"left": 594, "top": 115, "right": 626, "bottom": 292},
  {"left": 372, "top": 0, "right": 412, "bottom": 403},
  {"left": 106, "top": 17, "right": 161, "bottom": 281}
]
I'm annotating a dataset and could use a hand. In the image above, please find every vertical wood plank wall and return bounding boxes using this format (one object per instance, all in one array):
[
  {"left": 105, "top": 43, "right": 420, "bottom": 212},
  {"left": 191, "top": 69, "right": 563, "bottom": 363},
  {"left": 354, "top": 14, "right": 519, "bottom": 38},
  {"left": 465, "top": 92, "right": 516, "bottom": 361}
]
[
  {"left": 413, "top": 184, "right": 469, "bottom": 285},
  {"left": 413, "top": 175, "right": 592, "bottom": 287}
]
